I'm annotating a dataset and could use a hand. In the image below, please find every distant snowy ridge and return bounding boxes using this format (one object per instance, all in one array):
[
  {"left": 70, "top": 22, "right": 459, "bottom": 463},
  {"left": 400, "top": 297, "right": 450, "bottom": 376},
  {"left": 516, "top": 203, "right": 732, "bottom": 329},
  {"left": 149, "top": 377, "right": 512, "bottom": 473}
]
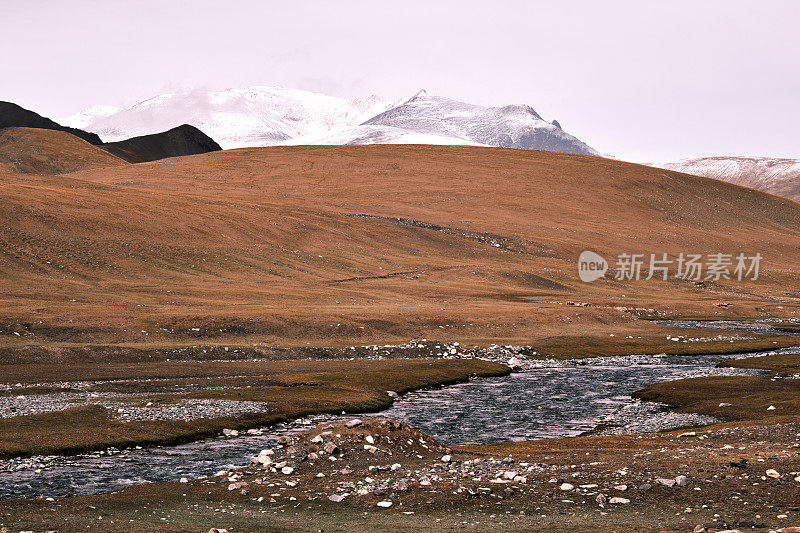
[
  {"left": 62, "top": 85, "right": 599, "bottom": 155},
  {"left": 63, "top": 87, "right": 391, "bottom": 149},
  {"left": 60, "top": 105, "right": 121, "bottom": 129},
  {"left": 657, "top": 156, "right": 800, "bottom": 203},
  {"left": 363, "top": 91, "right": 599, "bottom": 155}
]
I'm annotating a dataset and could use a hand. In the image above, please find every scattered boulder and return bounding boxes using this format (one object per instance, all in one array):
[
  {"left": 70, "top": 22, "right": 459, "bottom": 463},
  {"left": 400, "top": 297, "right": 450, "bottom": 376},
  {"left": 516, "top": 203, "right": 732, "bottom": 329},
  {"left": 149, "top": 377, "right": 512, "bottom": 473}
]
[{"left": 323, "top": 442, "right": 339, "bottom": 454}]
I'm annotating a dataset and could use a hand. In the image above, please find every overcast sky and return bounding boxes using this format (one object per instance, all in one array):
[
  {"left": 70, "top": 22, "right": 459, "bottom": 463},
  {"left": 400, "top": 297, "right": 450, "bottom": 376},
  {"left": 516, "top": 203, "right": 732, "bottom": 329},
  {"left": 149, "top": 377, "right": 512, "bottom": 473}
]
[{"left": 1, "top": 0, "right": 797, "bottom": 162}]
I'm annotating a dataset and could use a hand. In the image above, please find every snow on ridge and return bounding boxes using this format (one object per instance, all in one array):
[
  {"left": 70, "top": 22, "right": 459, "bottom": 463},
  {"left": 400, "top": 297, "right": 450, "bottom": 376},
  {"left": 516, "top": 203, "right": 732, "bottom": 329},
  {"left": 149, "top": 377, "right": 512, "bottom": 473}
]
[
  {"left": 362, "top": 94, "right": 598, "bottom": 156},
  {"left": 66, "top": 86, "right": 391, "bottom": 149},
  {"left": 658, "top": 156, "right": 800, "bottom": 186},
  {"left": 656, "top": 156, "right": 800, "bottom": 202},
  {"left": 60, "top": 105, "right": 121, "bottom": 130},
  {"left": 63, "top": 85, "right": 600, "bottom": 156}
]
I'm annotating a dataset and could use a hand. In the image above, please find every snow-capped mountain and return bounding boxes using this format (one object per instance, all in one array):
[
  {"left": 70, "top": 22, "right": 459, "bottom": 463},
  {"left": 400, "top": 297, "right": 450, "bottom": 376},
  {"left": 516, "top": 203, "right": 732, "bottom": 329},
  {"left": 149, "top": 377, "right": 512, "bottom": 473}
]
[
  {"left": 62, "top": 86, "right": 600, "bottom": 155},
  {"left": 362, "top": 91, "right": 599, "bottom": 156},
  {"left": 63, "top": 87, "right": 391, "bottom": 149},
  {"left": 658, "top": 156, "right": 800, "bottom": 203},
  {"left": 60, "top": 104, "right": 121, "bottom": 130}
]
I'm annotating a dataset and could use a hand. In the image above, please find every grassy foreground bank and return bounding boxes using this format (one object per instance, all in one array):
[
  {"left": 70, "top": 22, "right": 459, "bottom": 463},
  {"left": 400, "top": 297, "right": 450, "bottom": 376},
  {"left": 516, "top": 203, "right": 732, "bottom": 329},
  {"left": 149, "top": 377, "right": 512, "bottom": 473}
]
[
  {"left": 0, "top": 358, "right": 509, "bottom": 459},
  {"left": 634, "top": 351, "right": 800, "bottom": 424}
]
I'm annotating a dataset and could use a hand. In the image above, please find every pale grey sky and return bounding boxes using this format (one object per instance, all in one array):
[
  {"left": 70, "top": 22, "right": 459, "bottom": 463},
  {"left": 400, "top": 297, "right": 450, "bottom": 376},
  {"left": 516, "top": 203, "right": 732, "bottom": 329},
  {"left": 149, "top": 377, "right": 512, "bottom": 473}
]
[{"left": 1, "top": 0, "right": 797, "bottom": 162}]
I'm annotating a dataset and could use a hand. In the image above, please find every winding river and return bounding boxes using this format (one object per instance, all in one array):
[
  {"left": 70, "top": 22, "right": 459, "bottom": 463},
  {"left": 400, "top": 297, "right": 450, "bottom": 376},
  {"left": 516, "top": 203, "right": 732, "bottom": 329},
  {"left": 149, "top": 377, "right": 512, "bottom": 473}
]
[{"left": 1, "top": 320, "right": 797, "bottom": 501}]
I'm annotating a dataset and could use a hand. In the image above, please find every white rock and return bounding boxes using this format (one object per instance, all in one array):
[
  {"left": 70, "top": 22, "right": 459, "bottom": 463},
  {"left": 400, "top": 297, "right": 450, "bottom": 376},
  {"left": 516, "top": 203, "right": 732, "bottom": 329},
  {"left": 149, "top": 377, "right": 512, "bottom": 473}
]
[
  {"left": 767, "top": 405, "right": 776, "bottom": 410},
  {"left": 222, "top": 429, "right": 239, "bottom": 437},
  {"left": 328, "top": 494, "right": 346, "bottom": 502},
  {"left": 675, "top": 475, "right": 690, "bottom": 486},
  {"left": 179, "top": 477, "right": 189, "bottom": 483},
  {"left": 377, "top": 501, "right": 393, "bottom": 508},
  {"left": 559, "top": 483, "right": 575, "bottom": 491},
  {"left": 391, "top": 463, "right": 402, "bottom": 471},
  {"left": 441, "top": 455, "right": 452, "bottom": 463},
  {"left": 766, "top": 469, "right": 781, "bottom": 478},
  {"left": 281, "top": 466, "right": 294, "bottom": 475},
  {"left": 365, "top": 435, "right": 375, "bottom": 444},
  {"left": 364, "top": 444, "right": 378, "bottom": 454},
  {"left": 310, "top": 434, "right": 324, "bottom": 444},
  {"left": 609, "top": 497, "right": 630, "bottom": 504},
  {"left": 345, "top": 419, "right": 363, "bottom": 428},
  {"left": 656, "top": 478, "right": 676, "bottom": 487}
]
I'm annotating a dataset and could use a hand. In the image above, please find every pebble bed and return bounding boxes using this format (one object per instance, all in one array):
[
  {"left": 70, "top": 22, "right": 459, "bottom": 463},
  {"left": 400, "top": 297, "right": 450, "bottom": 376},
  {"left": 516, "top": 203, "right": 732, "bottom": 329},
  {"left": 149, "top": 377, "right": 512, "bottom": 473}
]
[{"left": 0, "top": 392, "right": 269, "bottom": 421}]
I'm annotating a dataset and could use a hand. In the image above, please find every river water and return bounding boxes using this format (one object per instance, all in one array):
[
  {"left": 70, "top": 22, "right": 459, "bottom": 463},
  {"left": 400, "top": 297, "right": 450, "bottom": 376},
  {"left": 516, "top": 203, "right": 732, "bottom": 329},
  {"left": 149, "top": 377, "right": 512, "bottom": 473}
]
[{"left": 1, "top": 321, "right": 796, "bottom": 501}]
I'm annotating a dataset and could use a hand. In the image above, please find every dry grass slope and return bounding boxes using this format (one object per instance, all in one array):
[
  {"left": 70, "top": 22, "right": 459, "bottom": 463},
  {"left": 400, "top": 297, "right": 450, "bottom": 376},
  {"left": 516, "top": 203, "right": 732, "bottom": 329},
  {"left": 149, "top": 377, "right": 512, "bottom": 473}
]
[
  {"left": 0, "top": 144, "right": 798, "bottom": 346},
  {"left": 0, "top": 127, "right": 126, "bottom": 175}
]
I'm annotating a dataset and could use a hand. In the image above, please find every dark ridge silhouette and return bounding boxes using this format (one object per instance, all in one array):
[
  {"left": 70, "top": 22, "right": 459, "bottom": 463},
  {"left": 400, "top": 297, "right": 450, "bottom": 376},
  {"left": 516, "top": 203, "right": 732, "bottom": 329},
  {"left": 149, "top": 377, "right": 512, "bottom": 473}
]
[
  {"left": 101, "top": 124, "right": 223, "bottom": 163},
  {"left": 0, "top": 101, "right": 103, "bottom": 145}
]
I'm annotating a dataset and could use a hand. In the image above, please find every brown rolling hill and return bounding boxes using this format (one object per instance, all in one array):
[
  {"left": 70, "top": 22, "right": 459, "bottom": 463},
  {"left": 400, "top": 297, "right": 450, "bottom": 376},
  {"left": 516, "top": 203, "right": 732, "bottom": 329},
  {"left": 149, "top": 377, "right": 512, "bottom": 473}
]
[
  {"left": 0, "top": 127, "right": 126, "bottom": 174},
  {"left": 1, "top": 145, "right": 799, "bottom": 346}
]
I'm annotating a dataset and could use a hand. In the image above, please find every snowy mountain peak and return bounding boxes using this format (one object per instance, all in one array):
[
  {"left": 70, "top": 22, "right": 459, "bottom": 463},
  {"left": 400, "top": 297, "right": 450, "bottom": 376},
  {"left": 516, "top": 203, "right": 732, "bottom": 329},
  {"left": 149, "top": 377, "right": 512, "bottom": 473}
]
[
  {"left": 62, "top": 85, "right": 600, "bottom": 156},
  {"left": 63, "top": 86, "right": 390, "bottom": 149},
  {"left": 362, "top": 93, "right": 597, "bottom": 155}
]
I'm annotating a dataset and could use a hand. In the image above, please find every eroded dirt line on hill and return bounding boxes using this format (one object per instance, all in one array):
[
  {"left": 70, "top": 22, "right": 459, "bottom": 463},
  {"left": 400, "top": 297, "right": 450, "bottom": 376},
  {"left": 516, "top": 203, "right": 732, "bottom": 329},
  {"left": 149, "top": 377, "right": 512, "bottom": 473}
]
[{"left": 345, "top": 213, "right": 556, "bottom": 257}]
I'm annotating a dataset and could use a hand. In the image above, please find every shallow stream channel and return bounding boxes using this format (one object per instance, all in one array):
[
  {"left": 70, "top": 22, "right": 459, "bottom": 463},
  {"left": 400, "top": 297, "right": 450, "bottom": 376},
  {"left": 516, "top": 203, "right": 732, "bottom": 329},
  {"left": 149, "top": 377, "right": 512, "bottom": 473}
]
[{"left": 2, "top": 320, "right": 798, "bottom": 501}]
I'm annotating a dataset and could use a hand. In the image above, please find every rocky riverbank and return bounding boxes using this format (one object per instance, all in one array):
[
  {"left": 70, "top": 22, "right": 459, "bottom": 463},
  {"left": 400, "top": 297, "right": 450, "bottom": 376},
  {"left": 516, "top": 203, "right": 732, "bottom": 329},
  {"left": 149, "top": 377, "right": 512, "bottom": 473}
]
[{"left": 4, "top": 417, "right": 800, "bottom": 532}]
